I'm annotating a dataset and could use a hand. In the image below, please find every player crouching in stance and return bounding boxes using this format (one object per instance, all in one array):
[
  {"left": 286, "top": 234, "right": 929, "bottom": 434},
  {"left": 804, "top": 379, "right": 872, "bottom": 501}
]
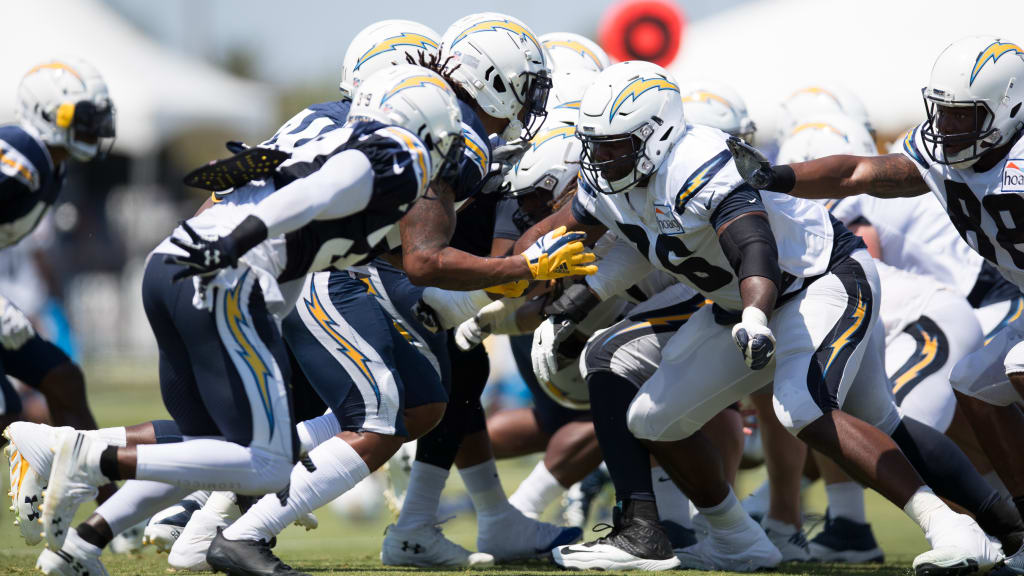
[
  {"left": 34, "top": 65, "right": 465, "bottom": 576},
  {"left": 515, "top": 60, "right": 1001, "bottom": 574}
]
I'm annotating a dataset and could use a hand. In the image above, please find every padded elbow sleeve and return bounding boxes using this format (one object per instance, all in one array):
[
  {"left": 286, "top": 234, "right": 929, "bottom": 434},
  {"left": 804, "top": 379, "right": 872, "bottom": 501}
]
[{"left": 718, "top": 215, "right": 782, "bottom": 291}]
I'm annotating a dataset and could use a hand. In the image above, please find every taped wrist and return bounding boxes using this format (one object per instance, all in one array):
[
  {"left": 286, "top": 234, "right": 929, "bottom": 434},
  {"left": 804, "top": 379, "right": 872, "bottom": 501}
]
[
  {"left": 543, "top": 283, "right": 601, "bottom": 323},
  {"left": 719, "top": 215, "right": 781, "bottom": 291},
  {"left": 766, "top": 165, "right": 796, "bottom": 193},
  {"left": 222, "top": 215, "right": 269, "bottom": 264}
]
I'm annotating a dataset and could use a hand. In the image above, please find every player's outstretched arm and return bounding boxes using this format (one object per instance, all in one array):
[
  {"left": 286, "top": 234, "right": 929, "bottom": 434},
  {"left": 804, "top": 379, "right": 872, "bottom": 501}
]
[
  {"left": 727, "top": 137, "right": 929, "bottom": 200},
  {"left": 512, "top": 201, "right": 607, "bottom": 255}
]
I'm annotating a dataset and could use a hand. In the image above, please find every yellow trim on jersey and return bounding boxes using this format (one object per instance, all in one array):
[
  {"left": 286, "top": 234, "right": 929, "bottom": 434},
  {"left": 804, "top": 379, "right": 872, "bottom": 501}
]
[
  {"left": 303, "top": 281, "right": 378, "bottom": 390},
  {"left": 222, "top": 274, "right": 276, "bottom": 435},
  {"left": 463, "top": 130, "right": 488, "bottom": 176},
  {"left": 892, "top": 327, "right": 939, "bottom": 394},
  {"left": 379, "top": 126, "right": 430, "bottom": 192},
  {"left": 823, "top": 287, "right": 866, "bottom": 375}
]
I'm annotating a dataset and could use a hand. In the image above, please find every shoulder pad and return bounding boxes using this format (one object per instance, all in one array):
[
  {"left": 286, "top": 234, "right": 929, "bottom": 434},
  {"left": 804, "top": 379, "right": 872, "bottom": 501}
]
[{"left": 0, "top": 125, "right": 48, "bottom": 192}]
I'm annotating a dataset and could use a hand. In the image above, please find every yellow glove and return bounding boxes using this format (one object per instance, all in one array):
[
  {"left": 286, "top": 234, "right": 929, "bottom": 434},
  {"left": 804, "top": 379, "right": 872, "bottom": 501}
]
[
  {"left": 485, "top": 279, "right": 530, "bottom": 298},
  {"left": 521, "top": 226, "right": 598, "bottom": 281}
]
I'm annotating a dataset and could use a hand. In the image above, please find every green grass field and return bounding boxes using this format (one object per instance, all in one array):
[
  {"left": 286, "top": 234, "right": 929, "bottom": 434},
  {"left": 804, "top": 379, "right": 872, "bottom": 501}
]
[{"left": 0, "top": 361, "right": 928, "bottom": 575}]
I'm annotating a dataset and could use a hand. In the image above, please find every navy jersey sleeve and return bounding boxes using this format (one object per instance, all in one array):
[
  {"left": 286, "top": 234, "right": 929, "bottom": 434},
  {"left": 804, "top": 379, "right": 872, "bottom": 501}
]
[
  {"left": 493, "top": 197, "right": 522, "bottom": 241},
  {"left": 352, "top": 126, "right": 431, "bottom": 211},
  {"left": 709, "top": 184, "right": 765, "bottom": 232}
]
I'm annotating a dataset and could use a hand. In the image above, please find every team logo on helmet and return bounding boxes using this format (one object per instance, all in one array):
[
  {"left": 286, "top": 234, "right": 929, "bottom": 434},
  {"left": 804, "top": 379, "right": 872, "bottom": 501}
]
[
  {"left": 529, "top": 125, "right": 576, "bottom": 151},
  {"left": 608, "top": 77, "right": 679, "bottom": 122},
  {"left": 24, "top": 61, "right": 84, "bottom": 86},
  {"left": 554, "top": 100, "right": 581, "bottom": 110},
  {"left": 543, "top": 39, "right": 603, "bottom": 69},
  {"left": 788, "top": 86, "right": 840, "bottom": 104},
  {"left": 450, "top": 19, "right": 543, "bottom": 58},
  {"left": 970, "top": 41, "right": 1024, "bottom": 86},
  {"left": 681, "top": 90, "right": 732, "bottom": 108},
  {"left": 355, "top": 32, "right": 439, "bottom": 71},
  {"left": 381, "top": 74, "right": 453, "bottom": 105},
  {"left": 790, "top": 122, "right": 849, "bottom": 142}
]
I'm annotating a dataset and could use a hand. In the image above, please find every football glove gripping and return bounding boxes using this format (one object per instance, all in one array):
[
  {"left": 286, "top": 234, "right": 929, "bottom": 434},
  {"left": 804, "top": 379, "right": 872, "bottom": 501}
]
[
  {"left": 164, "top": 221, "right": 241, "bottom": 282},
  {"left": 732, "top": 306, "right": 776, "bottom": 370},
  {"left": 544, "top": 282, "right": 601, "bottom": 324},
  {"left": 0, "top": 295, "right": 34, "bottom": 351},
  {"left": 522, "top": 226, "right": 598, "bottom": 281},
  {"left": 532, "top": 316, "right": 577, "bottom": 385},
  {"left": 726, "top": 136, "right": 777, "bottom": 190},
  {"left": 485, "top": 279, "right": 530, "bottom": 298}
]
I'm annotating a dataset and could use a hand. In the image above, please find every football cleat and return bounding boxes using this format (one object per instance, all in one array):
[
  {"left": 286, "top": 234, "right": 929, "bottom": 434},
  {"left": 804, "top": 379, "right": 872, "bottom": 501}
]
[
  {"left": 553, "top": 501, "right": 680, "bottom": 571},
  {"left": 143, "top": 498, "right": 203, "bottom": 553},
  {"left": 108, "top": 520, "right": 146, "bottom": 554},
  {"left": 6, "top": 439, "right": 45, "bottom": 545},
  {"left": 761, "top": 519, "right": 812, "bottom": 562},
  {"left": 477, "top": 505, "right": 582, "bottom": 561},
  {"left": 809, "top": 513, "right": 884, "bottom": 563},
  {"left": 41, "top": 430, "right": 108, "bottom": 549},
  {"left": 675, "top": 510, "right": 782, "bottom": 572},
  {"left": 915, "top": 513, "right": 1003, "bottom": 576},
  {"left": 168, "top": 491, "right": 240, "bottom": 571},
  {"left": 206, "top": 528, "right": 309, "bottom": 576},
  {"left": 381, "top": 522, "right": 494, "bottom": 567},
  {"left": 36, "top": 528, "right": 109, "bottom": 576}
]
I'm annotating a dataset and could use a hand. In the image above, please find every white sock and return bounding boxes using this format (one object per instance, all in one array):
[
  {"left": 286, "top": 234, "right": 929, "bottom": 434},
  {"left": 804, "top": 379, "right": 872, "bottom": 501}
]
[
  {"left": 826, "top": 481, "right": 866, "bottom": 524},
  {"left": 459, "top": 459, "right": 512, "bottom": 518},
  {"left": 696, "top": 487, "right": 748, "bottom": 531},
  {"left": 762, "top": 515, "right": 799, "bottom": 535},
  {"left": 903, "top": 486, "right": 954, "bottom": 541},
  {"left": 985, "top": 471, "right": 1012, "bottom": 499},
  {"left": 183, "top": 490, "right": 211, "bottom": 508},
  {"left": 741, "top": 477, "right": 770, "bottom": 517},
  {"left": 64, "top": 527, "right": 102, "bottom": 558},
  {"left": 509, "top": 461, "right": 564, "bottom": 519},
  {"left": 95, "top": 480, "right": 192, "bottom": 536},
  {"left": 135, "top": 439, "right": 291, "bottom": 494},
  {"left": 652, "top": 466, "right": 692, "bottom": 528},
  {"left": 295, "top": 412, "right": 341, "bottom": 454},
  {"left": 90, "top": 426, "right": 127, "bottom": 447},
  {"left": 223, "top": 437, "right": 369, "bottom": 542},
  {"left": 395, "top": 462, "right": 449, "bottom": 530},
  {"left": 204, "top": 491, "right": 240, "bottom": 519}
]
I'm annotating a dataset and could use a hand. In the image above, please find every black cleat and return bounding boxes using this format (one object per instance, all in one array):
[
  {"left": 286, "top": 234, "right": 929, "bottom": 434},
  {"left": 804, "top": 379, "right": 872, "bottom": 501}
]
[
  {"left": 552, "top": 500, "right": 680, "bottom": 571},
  {"left": 661, "top": 519, "right": 697, "bottom": 550},
  {"left": 809, "top": 511, "right": 884, "bottom": 563},
  {"left": 206, "top": 528, "right": 308, "bottom": 576}
]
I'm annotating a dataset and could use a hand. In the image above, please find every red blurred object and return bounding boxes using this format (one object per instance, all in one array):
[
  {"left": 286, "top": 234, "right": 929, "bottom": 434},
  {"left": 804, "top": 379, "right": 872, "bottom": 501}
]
[{"left": 599, "top": 0, "right": 686, "bottom": 67}]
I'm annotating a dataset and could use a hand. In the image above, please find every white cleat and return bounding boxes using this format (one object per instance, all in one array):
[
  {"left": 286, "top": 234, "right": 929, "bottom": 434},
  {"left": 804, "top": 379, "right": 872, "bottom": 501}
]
[
  {"left": 381, "top": 522, "right": 494, "bottom": 567},
  {"left": 41, "top": 430, "right": 109, "bottom": 549},
  {"left": 5, "top": 422, "right": 67, "bottom": 478},
  {"left": 6, "top": 438, "right": 45, "bottom": 545},
  {"left": 477, "top": 507, "right": 583, "bottom": 562},
  {"left": 143, "top": 498, "right": 204, "bottom": 553},
  {"left": 36, "top": 528, "right": 110, "bottom": 576},
  {"left": 167, "top": 492, "right": 240, "bottom": 572},
  {"left": 761, "top": 520, "right": 812, "bottom": 562},
  {"left": 675, "top": 513, "right": 782, "bottom": 572},
  {"left": 109, "top": 519, "right": 146, "bottom": 555},
  {"left": 294, "top": 512, "right": 318, "bottom": 531},
  {"left": 915, "top": 513, "right": 1003, "bottom": 576}
]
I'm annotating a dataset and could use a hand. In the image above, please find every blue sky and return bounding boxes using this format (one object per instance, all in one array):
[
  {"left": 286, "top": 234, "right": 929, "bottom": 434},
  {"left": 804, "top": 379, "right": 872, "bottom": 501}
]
[{"left": 101, "top": 0, "right": 747, "bottom": 85}]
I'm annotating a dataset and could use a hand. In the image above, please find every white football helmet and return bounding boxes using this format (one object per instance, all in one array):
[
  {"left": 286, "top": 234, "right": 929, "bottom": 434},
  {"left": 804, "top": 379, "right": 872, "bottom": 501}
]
[
  {"left": 680, "top": 80, "right": 756, "bottom": 141},
  {"left": 777, "top": 82, "right": 872, "bottom": 141},
  {"left": 546, "top": 69, "right": 599, "bottom": 126},
  {"left": 921, "top": 36, "right": 1024, "bottom": 168},
  {"left": 577, "top": 60, "right": 683, "bottom": 193},
  {"left": 775, "top": 113, "right": 878, "bottom": 165},
  {"left": 540, "top": 32, "right": 610, "bottom": 74},
  {"left": 348, "top": 65, "right": 464, "bottom": 181},
  {"left": 17, "top": 59, "right": 115, "bottom": 162},
  {"left": 503, "top": 124, "right": 581, "bottom": 199},
  {"left": 339, "top": 20, "right": 441, "bottom": 99},
  {"left": 440, "top": 12, "right": 552, "bottom": 142},
  {"left": 541, "top": 362, "right": 589, "bottom": 411}
]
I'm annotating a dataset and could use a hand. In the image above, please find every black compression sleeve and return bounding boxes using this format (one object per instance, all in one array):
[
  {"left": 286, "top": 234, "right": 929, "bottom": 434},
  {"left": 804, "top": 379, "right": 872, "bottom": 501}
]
[
  {"left": 767, "top": 165, "right": 796, "bottom": 193},
  {"left": 222, "top": 215, "right": 269, "bottom": 261},
  {"left": 718, "top": 213, "right": 782, "bottom": 291}
]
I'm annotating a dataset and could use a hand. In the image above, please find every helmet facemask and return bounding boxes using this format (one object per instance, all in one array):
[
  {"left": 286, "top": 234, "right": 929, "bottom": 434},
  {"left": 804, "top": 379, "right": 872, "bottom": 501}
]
[
  {"left": 429, "top": 131, "right": 465, "bottom": 183},
  {"left": 506, "top": 69, "right": 552, "bottom": 141},
  {"left": 62, "top": 99, "right": 117, "bottom": 161},
  {"left": 578, "top": 125, "right": 654, "bottom": 194},
  {"left": 921, "top": 88, "right": 999, "bottom": 169}
]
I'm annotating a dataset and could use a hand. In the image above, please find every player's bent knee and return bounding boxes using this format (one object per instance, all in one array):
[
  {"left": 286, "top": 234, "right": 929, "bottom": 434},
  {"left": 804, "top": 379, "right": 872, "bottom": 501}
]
[
  {"left": 626, "top": 395, "right": 695, "bottom": 442},
  {"left": 405, "top": 402, "right": 446, "bottom": 440},
  {"left": 38, "top": 361, "right": 86, "bottom": 403}
]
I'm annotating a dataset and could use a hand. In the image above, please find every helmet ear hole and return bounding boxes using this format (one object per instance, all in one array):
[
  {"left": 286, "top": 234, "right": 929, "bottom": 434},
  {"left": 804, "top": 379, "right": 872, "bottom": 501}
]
[
  {"left": 492, "top": 75, "right": 507, "bottom": 94},
  {"left": 1011, "top": 102, "right": 1022, "bottom": 118}
]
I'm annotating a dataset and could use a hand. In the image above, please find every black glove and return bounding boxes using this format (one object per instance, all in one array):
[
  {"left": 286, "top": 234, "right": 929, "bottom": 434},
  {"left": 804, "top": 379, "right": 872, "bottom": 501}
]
[
  {"left": 543, "top": 282, "right": 601, "bottom": 324},
  {"left": 164, "top": 221, "right": 242, "bottom": 282},
  {"left": 726, "top": 136, "right": 794, "bottom": 192}
]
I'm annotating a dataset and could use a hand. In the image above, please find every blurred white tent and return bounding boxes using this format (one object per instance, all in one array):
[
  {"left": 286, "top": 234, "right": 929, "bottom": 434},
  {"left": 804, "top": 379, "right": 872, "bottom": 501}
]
[
  {"left": 671, "top": 0, "right": 1024, "bottom": 140},
  {"left": 0, "top": 0, "right": 276, "bottom": 156}
]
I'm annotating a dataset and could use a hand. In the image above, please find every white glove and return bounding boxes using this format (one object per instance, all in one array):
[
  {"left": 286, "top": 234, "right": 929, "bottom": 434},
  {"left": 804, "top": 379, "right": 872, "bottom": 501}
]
[
  {"left": 454, "top": 298, "right": 524, "bottom": 351},
  {"left": 731, "top": 307, "right": 776, "bottom": 370},
  {"left": 0, "top": 296, "right": 34, "bottom": 351},
  {"left": 532, "top": 316, "right": 577, "bottom": 385}
]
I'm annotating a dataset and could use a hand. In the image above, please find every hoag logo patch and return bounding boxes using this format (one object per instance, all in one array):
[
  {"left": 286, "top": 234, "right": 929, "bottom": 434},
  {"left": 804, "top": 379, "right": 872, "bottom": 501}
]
[{"left": 1004, "top": 159, "right": 1024, "bottom": 192}]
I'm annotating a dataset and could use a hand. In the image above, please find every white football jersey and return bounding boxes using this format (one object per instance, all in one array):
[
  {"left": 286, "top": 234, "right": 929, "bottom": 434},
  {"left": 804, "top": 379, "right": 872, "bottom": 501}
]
[
  {"left": 829, "top": 194, "right": 983, "bottom": 298},
  {"left": 574, "top": 125, "right": 843, "bottom": 311},
  {"left": 902, "top": 124, "right": 1024, "bottom": 290}
]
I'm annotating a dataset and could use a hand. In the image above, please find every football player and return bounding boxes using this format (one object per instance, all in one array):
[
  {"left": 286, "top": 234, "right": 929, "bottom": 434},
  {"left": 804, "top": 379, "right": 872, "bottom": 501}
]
[
  {"left": 516, "top": 60, "right": 1001, "bottom": 574},
  {"left": 33, "top": 64, "right": 465, "bottom": 576},
  {"left": 729, "top": 35, "right": 1024, "bottom": 571},
  {"left": 1, "top": 58, "right": 119, "bottom": 543}
]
